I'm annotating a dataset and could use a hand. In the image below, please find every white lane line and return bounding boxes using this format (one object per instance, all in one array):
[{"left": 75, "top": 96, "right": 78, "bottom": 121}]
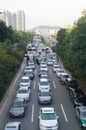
[
  {"left": 34, "top": 81, "right": 36, "bottom": 89},
  {"left": 53, "top": 81, "right": 56, "bottom": 89},
  {"left": 31, "top": 104, "right": 34, "bottom": 122},
  {"left": 60, "top": 104, "right": 68, "bottom": 122}
]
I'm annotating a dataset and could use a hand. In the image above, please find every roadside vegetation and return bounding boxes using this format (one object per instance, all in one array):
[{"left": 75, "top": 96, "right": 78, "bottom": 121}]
[
  {"left": 52, "top": 10, "right": 86, "bottom": 90},
  {"left": 0, "top": 21, "right": 34, "bottom": 101}
]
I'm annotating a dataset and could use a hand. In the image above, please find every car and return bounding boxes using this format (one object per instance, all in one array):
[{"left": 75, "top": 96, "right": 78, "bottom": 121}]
[
  {"left": 28, "top": 62, "right": 35, "bottom": 70},
  {"left": 38, "top": 69, "right": 47, "bottom": 77},
  {"left": 38, "top": 90, "right": 52, "bottom": 105},
  {"left": 38, "top": 78, "right": 50, "bottom": 91},
  {"left": 73, "top": 96, "right": 86, "bottom": 108},
  {"left": 9, "top": 98, "right": 27, "bottom": 118},
  {"left": 4, "top": 122, "right": 23, "bottom": 130},
  {"left": 66, "top": 79, "right": 79, "bottom": 94},
  {"left": 38, "top": 107, "right": 59, "bottom": 130},
  {"left": 53, "top": 65, "right": 60, "bottom": 72},
  {"left": 59, "top": 73, "right": 70, "bottom": 85},
  {"left": 16, "top": 87, "right": 31, "bottom": 102},
  {"left": 47, "top": 59, "right": 53, "bottom": 65},
  {"left": 40, "top": 74, "right": 50, "bottom": 82},
  {"left": 70, "top": 88, "right": 85, "bottom": 100},
  {"left": 56, "top": 69, "right": 64, "bottom": 78},
  {"left": 40, "top": 66, "right": 48, "bottom": 72},
  {"left": 75, "top": 106, "right": 86, "bottom": 128},
  {"left": 25, "top": 70, "right": 34, "bottom": 80},
  {"left": 19, "top": 76, "right": 31, "bottom": 88},
  {"left": 24, "top": 66, "right": 33, "bottom": 74}
]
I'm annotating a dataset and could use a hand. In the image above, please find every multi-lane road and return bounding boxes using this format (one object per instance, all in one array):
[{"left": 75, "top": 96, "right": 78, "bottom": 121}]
[{"left": 0, "top": 58, "right": 82, "bottom": 130}]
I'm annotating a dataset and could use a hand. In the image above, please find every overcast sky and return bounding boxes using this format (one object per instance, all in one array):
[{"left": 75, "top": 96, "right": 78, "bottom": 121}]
[{"left": 0, "top": 0, "right": 86, "bottom": 30}]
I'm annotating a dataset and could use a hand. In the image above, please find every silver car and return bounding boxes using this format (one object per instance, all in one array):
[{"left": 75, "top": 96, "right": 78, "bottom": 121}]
[
  {"left": 9, "top": 98, "right": 27, "bottom": 118},
  {"left": 38, "top": 90, "right": 52, "bottom": 105},
  {"left": 4, "top": 122, "right": 23, "bottom": 130}
]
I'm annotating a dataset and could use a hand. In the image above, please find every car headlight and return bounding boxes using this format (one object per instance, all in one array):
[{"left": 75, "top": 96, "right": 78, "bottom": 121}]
[{"left": 82, "top": 123, "right": 86, "bottom": 127}]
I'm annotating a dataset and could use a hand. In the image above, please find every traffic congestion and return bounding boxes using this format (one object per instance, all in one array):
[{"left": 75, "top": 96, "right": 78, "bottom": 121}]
[{"left": 1, "top": 35, "right": 86, "bottom": 130}]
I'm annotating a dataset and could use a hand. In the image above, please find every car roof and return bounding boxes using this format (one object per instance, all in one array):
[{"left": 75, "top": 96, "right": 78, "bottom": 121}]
[
  {"left": 79, "top": 106, "right": 86, "bottom": 111},
  {"left": 39, "top": 90, "right": 50, "bottom": 93},
  {"left": 40, "top": 78, "right": 48, "bottom": 82},
  {"left": 19, "top": 87, "right": 28, "bottom": 90},
  {"left": 14, "top": 98, "right": 24, "bottom": 102},
  {"left": 21, "top": 76, "right": 29, "bottom": 79},
  {"left": 61, "top": 73, "right": 68, "bottom": 76},
  {"left": 41, "top": 107, "right": 55, "bottom": 113},
  {"left": 5, "top": 122, "right": 21, "bottom": 129}
]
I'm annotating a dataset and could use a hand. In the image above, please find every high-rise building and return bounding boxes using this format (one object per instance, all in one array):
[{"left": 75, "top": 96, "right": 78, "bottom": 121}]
[
  {"left": 0, "top": 10, "right": 12, "bottom": 27},
  {"left": 17, "top": 10, "right": 25, "bottom": 31},
  {"left": 12, "top": 13, "right": 17, "bottom": 30}
]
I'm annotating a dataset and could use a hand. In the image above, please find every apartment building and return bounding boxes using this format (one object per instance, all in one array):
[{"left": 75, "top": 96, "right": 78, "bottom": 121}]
[
  {"left": 17, "top": 10, "right": 25, "bottom": 31},
  {"left": 0, "top": 10, "right": 25, "bottom": 31}
]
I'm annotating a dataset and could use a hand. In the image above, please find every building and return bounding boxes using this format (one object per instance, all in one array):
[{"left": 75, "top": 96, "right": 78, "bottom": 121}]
[
  {"left": 12, "top": 13, "right": 17, "bottom": 30},
  {"left": 0, "top": 10, "right": 13, "bottom": 27},
  {"left": 17, "top": 10, "right": 25, "bottom": 31},
  {"left": 33, "top": 25, "right": 61, "bottom": 37},
  {"left": 0, "top": 10, "right": 25, "bottom": 31}
]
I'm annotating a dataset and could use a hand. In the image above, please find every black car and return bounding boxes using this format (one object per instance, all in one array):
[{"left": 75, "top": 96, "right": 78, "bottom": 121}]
[
  {"left": 66, "top": 79, "right": 79, "bottom": 95},
  {"left": 70, "top": 88, "right": 85, "bottom": 101},
  {"left": 9, "top": 98, "right": 27, "bottom": 118},
  {"left": 73, "top": 96, "right": 86, "bottom": 107}
]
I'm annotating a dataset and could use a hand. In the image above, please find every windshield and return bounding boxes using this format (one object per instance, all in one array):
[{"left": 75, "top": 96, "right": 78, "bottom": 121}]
[
  {"left": 40, "top": 92, "right": 50, "bottom": 96},
  {"left": 61, "top": 75, "right": 69, "bottom": 78},
  {"left": 40, "top": 81, "right": 49, "bottom": 86},
  {"left": 18, "top": 89, "right": 28, "bottom": 94},
  {"left": 12, "top": 101, "right": 24, "bottom": 107},
  {"left": 81, "top": 111, "right": 86, "bottom": 118},
  {"left": 21, "top": 79, "right": 29, "bottom": 83},
  {"left": 41, "top": 113, "right": 56, "bottom": 120},
  {"left": 58, "top": 70, "right": 64, "bottom": 73}
]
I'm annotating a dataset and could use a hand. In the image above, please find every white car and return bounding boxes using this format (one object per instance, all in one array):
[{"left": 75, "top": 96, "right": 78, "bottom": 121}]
[
  {"left": 47, "top": 59, "right": 53, "bottom": 65},
  {"left": 38, "top": 78, "right": 50, "bottom": 91},
  {"left": 53, "top": 65, "right": 60, "bottom": 72},
  {"left": 40, "top": 65, "right": 48, "bottom": 72},
  {"left": 56, "top": 69, "right": 65, "bottom": 78},
  {"left": 19, "top": 76, "right": 31, "bottom": 88},
  {"left": 38, "top": 107, "right": 59, "bottom": 130},
  {"left": 4, "top": 122, "right": 23, "bottom": 130},
  {"left": 16, "top": 87, "right": 31, "bottom": 102}
]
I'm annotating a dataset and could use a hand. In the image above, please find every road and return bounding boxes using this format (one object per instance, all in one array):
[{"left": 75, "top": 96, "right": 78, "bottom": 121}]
[{"left": 0, "top": 59, "right": 81, "bottom": 130}]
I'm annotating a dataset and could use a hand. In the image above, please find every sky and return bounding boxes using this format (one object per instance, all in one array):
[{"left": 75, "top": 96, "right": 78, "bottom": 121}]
[{"left": 0, "top": 0, "right": 86, "bottom": 30}]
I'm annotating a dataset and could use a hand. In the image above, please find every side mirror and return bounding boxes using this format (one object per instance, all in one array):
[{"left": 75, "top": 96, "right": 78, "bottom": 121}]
[
  {"left": 56, "top": 116, "right": 59, "bottom": 119},
  {"left": 38, "top": 116, "right": 40, "bottom": 119}
]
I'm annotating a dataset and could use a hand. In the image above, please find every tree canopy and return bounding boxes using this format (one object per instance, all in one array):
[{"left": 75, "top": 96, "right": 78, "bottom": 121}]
[{"left": 53, "top": 10, "right": 86, "bottom": 78}]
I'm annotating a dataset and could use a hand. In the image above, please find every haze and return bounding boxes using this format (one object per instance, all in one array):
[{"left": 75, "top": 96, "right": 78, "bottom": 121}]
[{"left": 0, "top": 0, "right": 86, "bottom": 30}]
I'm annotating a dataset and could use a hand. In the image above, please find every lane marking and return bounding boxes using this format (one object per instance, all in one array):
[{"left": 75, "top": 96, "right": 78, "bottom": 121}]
[
  {"left": 53, "top": 81, "right": 56, "bottom": 89},
  {"left": 34, "top": 81, "right": 36, "bottom": 89},
  {"left": 60, "top": 104, "right": 68, "bottom": 122},
  {"left": 31, "top": 104, "right": 34, "bottom": 122}
]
